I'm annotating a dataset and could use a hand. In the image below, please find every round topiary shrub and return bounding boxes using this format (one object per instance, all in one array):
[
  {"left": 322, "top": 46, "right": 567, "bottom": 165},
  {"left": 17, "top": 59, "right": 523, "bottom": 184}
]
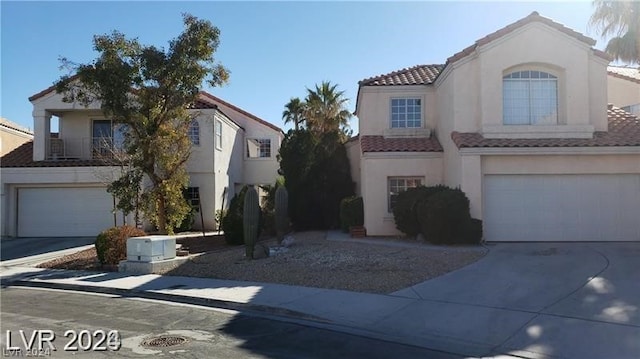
[
  {"left": 95, "top": 225, "right": 147, "bottom": 265},
  {"left": 393, "top": 185, "right": 449, "bottom": 236},
  {"left": 417, "top": 188, "right": 474, "bottom": 245}
]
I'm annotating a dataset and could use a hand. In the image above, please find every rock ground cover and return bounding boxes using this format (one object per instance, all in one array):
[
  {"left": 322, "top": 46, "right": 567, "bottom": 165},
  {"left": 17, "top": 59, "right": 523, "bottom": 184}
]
[{"left": 38, "top": 231, "right": 486, "bottom": 294}]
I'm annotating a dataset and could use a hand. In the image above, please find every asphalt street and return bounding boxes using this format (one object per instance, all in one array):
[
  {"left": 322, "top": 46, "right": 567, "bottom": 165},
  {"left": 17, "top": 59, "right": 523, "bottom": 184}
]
[
  {"left": 0, "top": 237, "right": 95, "bottom": 261},
  {"left": 0, "top": 287, "right": 462, "bottom": 358}
]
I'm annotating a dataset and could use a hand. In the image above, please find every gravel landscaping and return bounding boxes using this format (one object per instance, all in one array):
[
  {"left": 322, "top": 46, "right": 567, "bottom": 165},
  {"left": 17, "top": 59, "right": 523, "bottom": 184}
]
[{"left": 39, "top": 231, "right": 486, "bottom": 294}]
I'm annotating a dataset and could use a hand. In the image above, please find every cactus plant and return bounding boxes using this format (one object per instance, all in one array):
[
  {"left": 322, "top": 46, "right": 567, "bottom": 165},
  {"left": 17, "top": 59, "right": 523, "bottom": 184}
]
[
  {"left": 275, "top": 186, "right": 289, "bottom": 243},
  {"left": 243, "top": 186, "right": 260, "bottom": 259}
]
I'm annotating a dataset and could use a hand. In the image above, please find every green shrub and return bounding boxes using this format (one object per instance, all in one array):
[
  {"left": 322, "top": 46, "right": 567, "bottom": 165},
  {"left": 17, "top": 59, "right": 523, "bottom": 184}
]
[
  {"left": 463, "top": 218, "right": 484, "bottom": 244},
  {"left": 339, "top": 196, "right": 364, "bottom": 232},
  {"left": 176, "top": 207, "right": 195, "bottom": 233},
  {"left": 214, "top": 209, "right": 226, "bottom": 230},
  {"left": 279, "top": 129, "right": 355, "bottom": 230},
  {"left": 417, "top": 188, "right": 477, "bottom": 245},
  {"left": 393, "top": 185, "right": 449, "bottom": 236},
  {"left": 221, "top": 186, "right": 248, "bottom": 245},
  {"left": 95, "top": 225, "right": 146, "bottom": 265}
]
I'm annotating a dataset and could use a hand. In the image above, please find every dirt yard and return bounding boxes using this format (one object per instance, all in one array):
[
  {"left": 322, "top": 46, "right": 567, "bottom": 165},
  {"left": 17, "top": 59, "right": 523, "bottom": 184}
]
[{"left": 38, "top": 231, "right": 486, "bottom": 294}]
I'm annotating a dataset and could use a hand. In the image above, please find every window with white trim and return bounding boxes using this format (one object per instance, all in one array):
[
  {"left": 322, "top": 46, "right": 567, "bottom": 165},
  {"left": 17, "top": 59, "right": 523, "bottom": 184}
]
[
  {"left": 388, "top": 177, "right": 423, "bottom": 212},
  {"left": 247, "top": 138, "right": 271, "bottom": 158},
  {"left": 391, "top": 98, "right": 422, "bottom": 128},
  {"left": 503, "top": 70, "right": 558, "bottom": 125},
  {"left": 188, "top": 120, "right": 200, "bottom": 145},
  {"left": 214, "top": 120, "right": 222, "bottom": 150}
]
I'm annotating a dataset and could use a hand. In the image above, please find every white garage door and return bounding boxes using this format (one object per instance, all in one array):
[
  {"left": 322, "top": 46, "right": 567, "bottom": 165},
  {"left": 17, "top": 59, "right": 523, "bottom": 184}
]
[
  {"left": 484, "top": 174, "right": 640, "bottom": 241},
  {"left": 18, "top": 187, "right": 115, "bottom": 237}
]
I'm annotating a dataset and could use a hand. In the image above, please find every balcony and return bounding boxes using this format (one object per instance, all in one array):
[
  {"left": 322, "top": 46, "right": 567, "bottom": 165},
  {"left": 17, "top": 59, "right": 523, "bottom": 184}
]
[{"left": 46, "top": 137, "right": 120, "bottom": 160}]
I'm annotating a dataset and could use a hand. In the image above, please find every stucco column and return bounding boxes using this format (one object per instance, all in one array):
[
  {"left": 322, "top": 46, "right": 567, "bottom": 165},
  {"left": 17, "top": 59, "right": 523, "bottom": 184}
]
[
  {"left": 460, "top": 155, "right": 483, "bottom": 219},
  {"left": 32, "top": 110, "right": 51, "bottom": 161}
]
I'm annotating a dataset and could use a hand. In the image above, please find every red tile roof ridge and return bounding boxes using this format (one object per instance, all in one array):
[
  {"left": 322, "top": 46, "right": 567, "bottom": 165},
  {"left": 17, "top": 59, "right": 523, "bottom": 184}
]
[
  {"left": 360, "top": 135, "right": 443, "bottom": 153},
  {"left": 358, "top": 64, "right": 445, "bottom": 86},
  {"left": 451, "top": 106, "right": 640, "bottom": 149}
]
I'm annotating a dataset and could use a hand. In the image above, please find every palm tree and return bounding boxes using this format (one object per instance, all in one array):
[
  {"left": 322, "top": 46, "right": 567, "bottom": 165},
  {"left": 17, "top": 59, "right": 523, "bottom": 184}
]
[
  {"left": 304, "top": 81, "right": 353, "bottom": 134},
  {"left": 282, "top": 97, "right": 306, "bottom": 131},
  {"left": 589, "top": 0, "right": 640, "bottom": 64}
]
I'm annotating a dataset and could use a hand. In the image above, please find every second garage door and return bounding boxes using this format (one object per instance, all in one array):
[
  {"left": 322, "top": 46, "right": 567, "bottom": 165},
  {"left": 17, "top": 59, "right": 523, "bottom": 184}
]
[
  {"left": 484, "top": 174, "right": 640, "bottom": 241},
  {"left": 18, "top": 187, "right": 115, "bottom": 237}
]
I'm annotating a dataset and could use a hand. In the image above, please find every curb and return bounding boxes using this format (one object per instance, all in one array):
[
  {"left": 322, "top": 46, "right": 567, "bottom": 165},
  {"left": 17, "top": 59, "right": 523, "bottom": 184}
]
[
  {"left": 2, "top": 279, "right": 330, "bottom": 323},
  {"left": 0, "top": 279, "right": 503, "bottom": 359}
]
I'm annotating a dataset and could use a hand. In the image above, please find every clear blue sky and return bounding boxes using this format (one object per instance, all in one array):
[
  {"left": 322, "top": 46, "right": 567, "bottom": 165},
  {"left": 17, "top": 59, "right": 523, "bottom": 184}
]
[{"left": 2, "top": 1, "right": 601, "bottom": 134}]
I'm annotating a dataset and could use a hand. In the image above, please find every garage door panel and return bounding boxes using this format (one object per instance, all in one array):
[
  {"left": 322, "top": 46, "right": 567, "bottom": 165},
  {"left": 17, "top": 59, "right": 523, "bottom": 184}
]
[
  {"left": 18, "top": 187, "right": 114, "bottom": 237},
  {"left": 484, "top": 174, "right": 640, "bottom": 242}
]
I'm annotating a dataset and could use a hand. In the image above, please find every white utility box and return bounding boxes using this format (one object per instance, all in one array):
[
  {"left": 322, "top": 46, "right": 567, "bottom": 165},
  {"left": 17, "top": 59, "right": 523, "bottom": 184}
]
[{"left": 127, "top": 236, "right": 176, "bottom": 262}]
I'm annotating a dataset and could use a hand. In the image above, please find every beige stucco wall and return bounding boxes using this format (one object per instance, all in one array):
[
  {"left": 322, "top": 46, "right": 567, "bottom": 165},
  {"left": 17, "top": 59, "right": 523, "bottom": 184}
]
[
  {"left": 356, "top": 86, "right": 436, "bottom": 136},
  {"left": 361, "top": 154, "right": 443, "bottom": 236},
  {"left": 607, "top": 75, "right": 640, "bottom": 109},
  {"left": 439, "top": 22, "right": 609, "bottom": 137},
  {"left": 0, "top": 127, "right": 33, "bottom": 157}
]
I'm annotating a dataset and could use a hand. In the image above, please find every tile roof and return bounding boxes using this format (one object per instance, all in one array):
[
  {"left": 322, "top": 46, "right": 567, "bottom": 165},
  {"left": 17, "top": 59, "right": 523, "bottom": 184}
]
[
  {"left": 0, "top": 141, "right": 117, "bottom": 168},
  {"left": 0, "top": 118, "right": 33, "bottom": 135},
  {"left": 607, "top": 66, "right": 640, "bottom": 84},
  {"left": 361, "top": 135, "right": 443, "bottom": 153},
  {"left": 358, "top": 64, "right": 445, "bottom": 86},
  {"left": 451, "top": 107, "right": 640, "bottom": 149}
]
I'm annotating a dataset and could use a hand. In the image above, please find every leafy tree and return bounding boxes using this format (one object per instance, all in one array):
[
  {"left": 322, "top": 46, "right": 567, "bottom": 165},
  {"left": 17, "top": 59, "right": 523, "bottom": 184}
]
[
  {"left": 304, "top": 81, "right": 353, "bottom": 139},
  {"left": 55, "top": 14, "right": 229, "bottom": 234},
  {"left": 278, "top": 129, "right": 354, "bottom": 230},
  {"left": 282, "top": 97, "right": 306, "bottom": 131},
  {"left": 589, "top": 0, "right": 640, "bottom": 64}
]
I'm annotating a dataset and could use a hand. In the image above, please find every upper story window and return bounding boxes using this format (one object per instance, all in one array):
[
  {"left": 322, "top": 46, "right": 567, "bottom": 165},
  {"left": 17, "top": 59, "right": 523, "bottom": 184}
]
[
  {"left": 503, "top": 70, "right": 558, "bottom": 125},
  {"left": 247, "top": 138, "right": 271, "bottom": 158},
  {"left": 188, "top": 120, "right": 200, "bottom": 145},
  {"left": 391, "top": 98, "right": 422, "bottom": 128},
  {"left": 92, "top": 120, "right": 127, "bottom": 157},
  {"left": 214, "top": 120, "right": 222, "bottom": 150}
]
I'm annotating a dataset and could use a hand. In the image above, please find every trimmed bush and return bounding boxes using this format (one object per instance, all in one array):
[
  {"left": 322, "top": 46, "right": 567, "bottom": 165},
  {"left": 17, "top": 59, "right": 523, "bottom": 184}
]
[
  {"left": 339, "top": 196, "right": 364, "bottom": 232},
  {"left": 221, "top": 186, "right": 248, "bottom": 245},
  {"left": 417, "top": 188, "right": 480, "bottom": 245},
  {"left": 95, "top": 225, "right": 146, "bottom": 265},
  {"left": 176, "top": 207, "right": 195, "bottom": 233},
  {"left": 393, "top": 185, "right": 448, "bottom": 236},
  {"left": 463, "top": 218, "right": 484, "bottom": 244}
]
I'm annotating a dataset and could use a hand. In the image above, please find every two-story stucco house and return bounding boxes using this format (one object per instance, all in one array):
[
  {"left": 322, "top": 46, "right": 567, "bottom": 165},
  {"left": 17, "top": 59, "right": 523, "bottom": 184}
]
[
  {"left": 348, "top": 12, "right": 640, "bottom": 241},
  {"left": 1, "top": 87, "right": 283, "bottom": 237}
]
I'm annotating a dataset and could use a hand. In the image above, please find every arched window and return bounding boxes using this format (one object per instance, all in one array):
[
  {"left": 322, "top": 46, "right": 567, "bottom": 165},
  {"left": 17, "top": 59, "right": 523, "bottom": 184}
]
[
  {"left": 188, "top": 120, "right": 200, "bottom": 145},
  {"left": 503, "top": 70, "right": 558, "bottom": 125}
]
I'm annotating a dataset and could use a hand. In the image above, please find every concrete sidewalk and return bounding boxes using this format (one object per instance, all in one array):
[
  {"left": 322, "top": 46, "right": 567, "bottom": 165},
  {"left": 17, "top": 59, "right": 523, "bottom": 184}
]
[{"left": 1, "top": 237, "right": 638, "bottom": 359}]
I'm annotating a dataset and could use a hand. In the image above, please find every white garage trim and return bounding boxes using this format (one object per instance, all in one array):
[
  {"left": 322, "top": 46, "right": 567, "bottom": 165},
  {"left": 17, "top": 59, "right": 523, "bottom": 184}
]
[
  {"left": 18, "top": 187, "right": 117, "bottom": 237},
  {"left": 483, "top": 174, "right": 640, "bottom": 242}
]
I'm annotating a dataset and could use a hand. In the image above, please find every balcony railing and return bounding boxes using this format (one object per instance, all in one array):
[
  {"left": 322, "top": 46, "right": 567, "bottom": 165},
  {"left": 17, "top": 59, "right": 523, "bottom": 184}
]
[{"left": 46, "top": 137, "right": 120, "bottom": 160}]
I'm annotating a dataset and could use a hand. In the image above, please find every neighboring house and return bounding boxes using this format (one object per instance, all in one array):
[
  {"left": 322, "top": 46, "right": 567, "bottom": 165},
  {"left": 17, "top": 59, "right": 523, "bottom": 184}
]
[
  {"left": 349, "top": 12, "right": 640, "bottom": 241},
  {"left": 0, "top": 118, "right": 33, "bottom": 157},
  {"left": 0, "top": 87, "right": 283, "bottom": 237},
  {"left": 607, "top": 65, "right": 640, "bottom": 115}
]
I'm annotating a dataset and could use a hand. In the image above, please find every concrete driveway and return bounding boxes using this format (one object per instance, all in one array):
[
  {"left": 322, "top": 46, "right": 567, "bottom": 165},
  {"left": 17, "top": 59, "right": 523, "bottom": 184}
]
[
  {"left": 392, "top": 242, "right": 640, "bottom": 358},
  {"left": 0, "top": 236, "right": 95, "bottom": 261}
]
